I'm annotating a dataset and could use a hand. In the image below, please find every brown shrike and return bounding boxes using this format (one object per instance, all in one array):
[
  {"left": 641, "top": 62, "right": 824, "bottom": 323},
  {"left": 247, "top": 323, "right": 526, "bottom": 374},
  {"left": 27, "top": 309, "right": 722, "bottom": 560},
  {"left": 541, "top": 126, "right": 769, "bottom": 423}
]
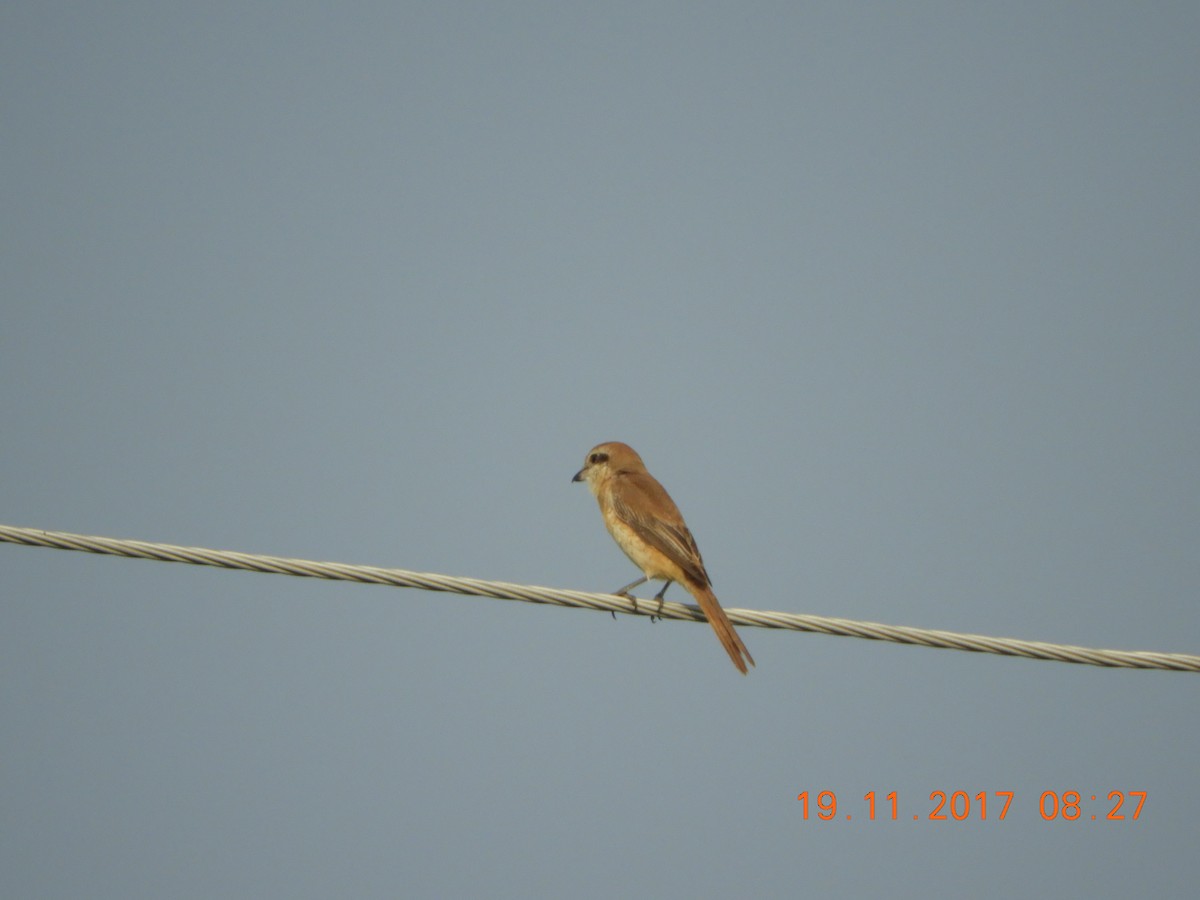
[{"left": 572, "top": 441, "right": 755, "bottom": 674}]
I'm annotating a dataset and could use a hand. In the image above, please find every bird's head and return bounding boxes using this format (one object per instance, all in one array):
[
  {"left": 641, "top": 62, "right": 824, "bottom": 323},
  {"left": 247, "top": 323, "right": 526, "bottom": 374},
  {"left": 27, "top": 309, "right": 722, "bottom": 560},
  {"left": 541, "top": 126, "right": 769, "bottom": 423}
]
[{"left": 572, "top": 441, "right": 645, "bottom": 491}]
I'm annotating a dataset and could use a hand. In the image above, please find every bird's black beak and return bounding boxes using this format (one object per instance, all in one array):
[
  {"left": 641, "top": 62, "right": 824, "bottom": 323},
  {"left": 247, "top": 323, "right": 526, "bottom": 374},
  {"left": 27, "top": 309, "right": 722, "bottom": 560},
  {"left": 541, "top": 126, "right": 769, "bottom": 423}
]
[{"left": 571, "top": 468, "right": 586, "bottom": 483}]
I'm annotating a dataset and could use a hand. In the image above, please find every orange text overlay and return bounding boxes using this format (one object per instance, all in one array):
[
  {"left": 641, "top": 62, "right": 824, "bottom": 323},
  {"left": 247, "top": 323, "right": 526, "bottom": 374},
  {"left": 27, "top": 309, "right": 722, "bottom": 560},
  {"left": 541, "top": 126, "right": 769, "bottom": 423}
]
[{"left": 796, "top": 790, "right": 1147, "bottom": 822}]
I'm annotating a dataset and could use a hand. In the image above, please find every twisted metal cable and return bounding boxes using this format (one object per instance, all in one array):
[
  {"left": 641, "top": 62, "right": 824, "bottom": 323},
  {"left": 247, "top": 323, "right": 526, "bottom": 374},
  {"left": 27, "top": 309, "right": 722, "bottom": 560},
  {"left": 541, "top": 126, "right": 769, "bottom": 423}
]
[{"left": 2, "top": 523, "right": 1197, "bottom": 672}]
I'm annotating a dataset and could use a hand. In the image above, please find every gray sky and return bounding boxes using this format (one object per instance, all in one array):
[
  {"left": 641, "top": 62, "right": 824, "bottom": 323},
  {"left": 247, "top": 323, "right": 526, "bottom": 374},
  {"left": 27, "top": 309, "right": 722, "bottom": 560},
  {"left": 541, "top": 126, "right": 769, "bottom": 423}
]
[{"left": 3, "top": 3, "right": 1198, "bottom": 897}]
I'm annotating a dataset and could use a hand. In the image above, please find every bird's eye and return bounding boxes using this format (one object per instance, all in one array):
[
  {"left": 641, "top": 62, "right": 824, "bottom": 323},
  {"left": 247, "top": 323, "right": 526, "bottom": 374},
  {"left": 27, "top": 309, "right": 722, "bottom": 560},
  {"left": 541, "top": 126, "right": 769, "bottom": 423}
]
[{"left": 590, "top": 452, "right": 608, "bottom": 464}]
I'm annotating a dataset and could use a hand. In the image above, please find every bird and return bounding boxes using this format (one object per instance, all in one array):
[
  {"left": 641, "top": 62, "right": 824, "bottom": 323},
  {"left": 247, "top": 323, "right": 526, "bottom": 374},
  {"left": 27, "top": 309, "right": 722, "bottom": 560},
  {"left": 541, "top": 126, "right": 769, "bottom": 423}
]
[{"left": 572, "top": 441, "right": 755, "bottom": 674}]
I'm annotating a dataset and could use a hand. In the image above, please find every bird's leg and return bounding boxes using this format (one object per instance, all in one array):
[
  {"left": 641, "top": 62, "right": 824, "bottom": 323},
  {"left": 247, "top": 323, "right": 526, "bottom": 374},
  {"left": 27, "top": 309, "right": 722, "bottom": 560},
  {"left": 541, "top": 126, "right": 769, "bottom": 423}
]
[
  {"left": 650, "top": 581, "right": 672, "bottom": 622},
  {"left": 653, "top": 581, "right": 672, "bottom": 608},
  {"left": 614, "top": 576, "right": 648, "bottom": 597},
  {"left": 612, "top": 576, "right": 648, "bottom": 614}
]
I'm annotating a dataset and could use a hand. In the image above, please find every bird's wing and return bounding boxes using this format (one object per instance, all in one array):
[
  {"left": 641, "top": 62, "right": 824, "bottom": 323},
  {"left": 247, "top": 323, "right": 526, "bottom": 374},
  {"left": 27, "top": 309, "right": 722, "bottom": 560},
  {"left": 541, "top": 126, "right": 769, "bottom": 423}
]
[{"left": 610, "top": 472, "right": 710, "bottom": 587}]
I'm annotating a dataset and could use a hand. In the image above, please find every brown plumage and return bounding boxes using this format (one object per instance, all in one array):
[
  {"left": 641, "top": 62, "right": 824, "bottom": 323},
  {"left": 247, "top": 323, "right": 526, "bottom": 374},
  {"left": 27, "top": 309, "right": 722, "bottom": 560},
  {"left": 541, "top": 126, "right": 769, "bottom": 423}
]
[{"left": 572, "top": 441, "right": 755, "bottom": 674}]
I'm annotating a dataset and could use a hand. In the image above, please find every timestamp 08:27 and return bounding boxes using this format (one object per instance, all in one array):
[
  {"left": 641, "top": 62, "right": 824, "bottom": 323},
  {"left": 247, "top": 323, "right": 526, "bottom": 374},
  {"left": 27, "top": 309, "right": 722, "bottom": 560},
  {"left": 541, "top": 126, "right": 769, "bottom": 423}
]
[{"left": 796, "top": 790, "right": 1147, "bottom": 822}]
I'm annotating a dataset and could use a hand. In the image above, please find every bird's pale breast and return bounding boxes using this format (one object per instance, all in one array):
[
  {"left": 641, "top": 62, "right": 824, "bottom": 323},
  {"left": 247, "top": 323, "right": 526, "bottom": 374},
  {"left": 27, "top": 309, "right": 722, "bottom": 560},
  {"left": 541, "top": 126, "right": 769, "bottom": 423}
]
[{"left": 601, "top": 501, "right": 686, "bottom": 583}]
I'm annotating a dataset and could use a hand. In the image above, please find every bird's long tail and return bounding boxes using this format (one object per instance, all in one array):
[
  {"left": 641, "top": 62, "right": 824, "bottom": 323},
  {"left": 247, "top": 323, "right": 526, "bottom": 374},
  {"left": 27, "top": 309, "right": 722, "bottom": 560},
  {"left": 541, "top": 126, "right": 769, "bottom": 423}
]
[{"left": 688, "top": 583, "right": 755, "bottom": 674}]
